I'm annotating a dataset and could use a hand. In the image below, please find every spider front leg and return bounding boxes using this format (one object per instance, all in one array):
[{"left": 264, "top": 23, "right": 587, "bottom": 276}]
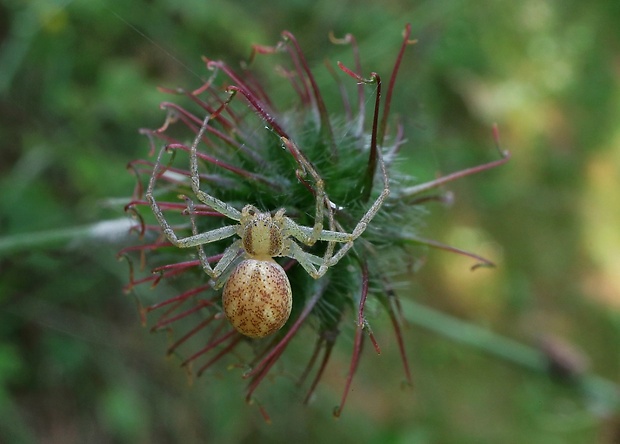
[
  {"left": 333, "top": 124, "right": 392, "bottom": 262},
  {"left": 280, "top": 137, "right": 337, "bottom": 276},
  {"left": 328, "top": 155, "right": 390, "bottom": 267},
  {"left": 280, "top": 137, "right": 332, "bottom": 244},
  {"left": 146, "top": 144, "right": 239, "bottom": 280},
  {"left": 187, "top": 109, "right": 242, "bottom": 222},
  {"left": 219, "top": 86, "right": 336, "bottom": 246},
  {"left": 289, "top": 140, "right": 390, "bottom": 275}
]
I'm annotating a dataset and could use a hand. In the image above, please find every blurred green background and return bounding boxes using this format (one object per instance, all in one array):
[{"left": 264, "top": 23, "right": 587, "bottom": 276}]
[{"left": 1, "top": 0, "right": 619, "bottom": 442}]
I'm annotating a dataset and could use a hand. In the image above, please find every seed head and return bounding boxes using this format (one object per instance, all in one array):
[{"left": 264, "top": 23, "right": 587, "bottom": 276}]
[{"left": 120, "top": 24, "right": 509, "bottom": 419}]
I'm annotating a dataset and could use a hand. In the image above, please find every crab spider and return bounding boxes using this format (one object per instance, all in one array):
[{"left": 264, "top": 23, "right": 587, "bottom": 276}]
[{"left": 146, "top": 94, "right": 389, "bottom": 338}]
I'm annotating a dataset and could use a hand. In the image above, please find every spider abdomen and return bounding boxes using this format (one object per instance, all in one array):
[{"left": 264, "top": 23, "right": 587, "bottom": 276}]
[{"left": 222, "top": 258, "right": 292, "bottom": 338}]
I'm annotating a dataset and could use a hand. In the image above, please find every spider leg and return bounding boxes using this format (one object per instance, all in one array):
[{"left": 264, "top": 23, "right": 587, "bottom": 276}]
[
  {"left": 285, "top": 240, "right": 329, "bottom": 279},
  {"left": 211, "top": 239, "right": 243, "bottom": 288},
  {"left": 146, "top": 144, "right": 239, "bottom": 279},
  {"left": 219, "top": 87, "right": 339, "bottom": 267},
  {"left": 221, "top": 85, "right": 330, "bottom": 239},
  {"left": 188, "top": 110, "right": 242, "bottom": 222},
  {"left": 287, "top": 142, "right": 390, "bottom": 271},
  {"left": 183, "top": 195, "right": 241, "bottom": 281},
  {"left": 327, "top": 145, "right": 390, "bottom": 267},
  {"left": 183, "top": 194, "right": 213, "bottom": 275},
  {"left": 280, "top": 137, "right": 338, "bottom": 277},
  {"left": 280, "top": 137, "right": 330, "bottom": 245},
  {"left": 296, "top": 226, "right": 352, "bottom": 242}
]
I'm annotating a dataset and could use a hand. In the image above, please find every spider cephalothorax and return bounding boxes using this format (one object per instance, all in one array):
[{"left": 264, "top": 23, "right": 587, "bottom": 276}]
[{"left": 238, "top": 206, "right": 287, "bottom": 259}]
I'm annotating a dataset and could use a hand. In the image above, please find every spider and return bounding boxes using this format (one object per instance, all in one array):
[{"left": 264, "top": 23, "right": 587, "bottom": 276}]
[{"left": 146, "top": 92, "right": 390, "bottom": 338}]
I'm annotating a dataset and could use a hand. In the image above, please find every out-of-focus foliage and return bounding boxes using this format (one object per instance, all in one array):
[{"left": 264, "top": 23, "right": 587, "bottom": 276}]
[{"left": 0, "top": 0, "right": 618, "bottom": 443}]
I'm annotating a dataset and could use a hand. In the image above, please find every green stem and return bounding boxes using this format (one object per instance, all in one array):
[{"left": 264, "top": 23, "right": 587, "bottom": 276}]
[
  {"left": 0, "top": 218, "right": 137, "bottom": 257},
  {"left": 399, "top": 298, "right": 620, "bottom": 414}
]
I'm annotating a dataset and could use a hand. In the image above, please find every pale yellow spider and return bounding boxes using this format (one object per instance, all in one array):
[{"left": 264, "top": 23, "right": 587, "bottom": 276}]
[{"left": 146, "top": 109, "right": 389, "bottom": 338}]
